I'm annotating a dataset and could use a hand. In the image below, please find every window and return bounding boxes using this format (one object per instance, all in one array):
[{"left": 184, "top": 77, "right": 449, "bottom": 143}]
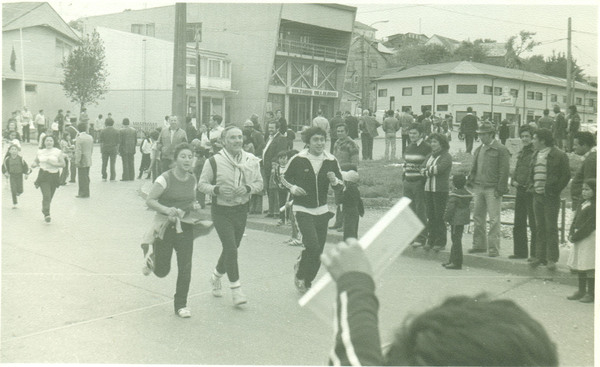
[
  {"left": 389, "top": 96, "right": 395, "bottom": 110},
  {"left": 378, "top": 89, "right": 387, "bottom": 97},
  {"left": 25, "top": 84, "right": 37, "bottom": 92},
  {"left": 576, "top": 97, "right": 583, "bottom": 105},
  {"left": 300, "top": 35, "right": 310, "bottom": 43},
  {"left": 222, "top": 61, "right": 230, "bottom": 78},
  {"left": 494, "top": 87, "right": 502, "bottom": 96},
  {"left": 209, "top": 60, "right": 221, "bottom": 77},
  {"left": 186, "top": 57, "right": 197, "bottom": 75},
  {"left": 437, "top": 85, "right": 448, "bottom": 94},
  {"left": 456, "top": 84, "right": 477, "bottom": 94},
  {"left": 146, "top": 23, "right": 155, "bottom": 37},
  {"left": 402, "top": 105, "right": 412, "bottom": 112},
  {"left": 402, "top": 87, "right": 412, "bottom": 96},
  {"left": 510, "top": 89, "right": 519, "bottom": 98},
  {"left": 535, "top": 92, "right": 543, "bottom": 101},
  {"left": 421, "top": 86, "right": 432, "bottom": 95},
  {"left": 131, "top": 24, "right": 143, "bottom": 35},
  {"left": 437, "top": 104, "right": 448, "bottom": 112},
  {"left": 587, "top": 99, "right": 596, "bottom": 107},
  {"left": 201, "top": 58, "right": 208, "bottom": 76},
  {"left": 484, "top": 85, "right": 493, "bottom": 95},
  {"left": 527, "top": 91, "right": 534, "bottom": 100},
  {"left": 551, "top": 94, "right": 558, "bottom": 102},
  {"left": 562, "top": 96, "right": 567, "bottom": 103}
]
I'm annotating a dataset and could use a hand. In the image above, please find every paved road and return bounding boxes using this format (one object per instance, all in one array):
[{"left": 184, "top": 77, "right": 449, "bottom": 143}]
[{"left": 1, "top": 141, "right": 594, "bottom": 365}]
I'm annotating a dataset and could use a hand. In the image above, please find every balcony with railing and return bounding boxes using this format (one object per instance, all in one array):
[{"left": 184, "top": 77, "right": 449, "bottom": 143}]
[{"left": 277, "top": 38, "right": 348, "bottom": 63}]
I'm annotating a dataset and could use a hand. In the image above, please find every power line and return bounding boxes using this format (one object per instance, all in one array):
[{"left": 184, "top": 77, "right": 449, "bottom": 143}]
[{"left": 573, "top": 44, "right": 597, "bottom": 62}]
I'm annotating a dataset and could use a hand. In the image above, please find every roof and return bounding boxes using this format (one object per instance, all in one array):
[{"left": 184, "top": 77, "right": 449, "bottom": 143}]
[
  {"left": 3, "top": 2, "right": 80, "bottom": 42},
  {"left": 377, "top": 43, "right": 395, "bottom": 54},
  {"left": 354, "top": 21, "right": 376, "bottom": 31},
  {"left": 376, "top": 61, "right": 597, "bottom": 92},
  {"left": 426, "top": 34, "right": 460, "bottom": 49}
]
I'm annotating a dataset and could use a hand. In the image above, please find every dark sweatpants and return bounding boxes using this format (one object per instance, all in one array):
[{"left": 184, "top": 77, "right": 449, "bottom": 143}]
[
  {"left": 9, "top": 173, "right": 23, "bottom": 204},
  {"left": 212, "top": 203, "right": 248, "bottom": 283},
  {"left": 449, "top": 225, "right": 464, "bottom": 266},
  {"left": 295, "top": 211, "right": 332, "bottom": 287},
  {"left": 153, "top": 222, "right": 194, "bottom": 312}
]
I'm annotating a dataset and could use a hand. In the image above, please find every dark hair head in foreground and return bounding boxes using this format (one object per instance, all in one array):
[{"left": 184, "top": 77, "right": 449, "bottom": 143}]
[{"left": 385, "top": 293, "right": 558, "bottom": 366}]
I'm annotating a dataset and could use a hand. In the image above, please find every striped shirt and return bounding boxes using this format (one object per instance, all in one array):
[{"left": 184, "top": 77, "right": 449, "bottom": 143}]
[
  {"left": 533, "top": 147, "right": 550, "bottom": 194},
  {"left": 403, "top": 139, "right": 431, "bottom": 181}
]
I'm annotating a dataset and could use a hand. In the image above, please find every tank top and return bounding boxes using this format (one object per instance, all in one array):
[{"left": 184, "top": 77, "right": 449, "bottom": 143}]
[{"left": 157, "top": 170, "right": 196, "bottom": 210}]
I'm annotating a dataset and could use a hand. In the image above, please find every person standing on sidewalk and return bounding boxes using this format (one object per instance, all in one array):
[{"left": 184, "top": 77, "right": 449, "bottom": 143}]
[
  {"left": 358, "top": 109, "right": 380, "bottom": 160},
  {"left": 460, "top": 107, "right": 478, "bottom": 154},
  {"left": 64, "top": 119, "right": 79, "bottom": 183},
  {"left": 329, "top": 111, "right": 344, "bottom": 154},
  {"left": 565, "top": 105, "right": 581, "bottom": 153},
  {"left": 552, "top": 105, "right": 567, "bottom": 150},
  {"left": 510, "top": 125, "right": 537, "bottom": 260},
  {"left": 537, "top": 109, "right": 554, "bottom": 131},
  {"left": 74, "top": 122, "right": 93, "bottom": 198},
  {"left": 330, "top": 123, "right": 359, "bottom": 231},
  {"left": 422, "top": 133, "right": 452, "bottom": 252},
  {"left": 404, "top": 123, "right": 431, "bottom": 248},
  {"left": 282, "top": 126, "right": 343, "bottom": 293},
  {"left": 157, "top": 115, "right": 188, "bottom": 174},
  {"left": 399, "top": 107, "right": 415, "bottom": 157},
  {"left": 119, "top": 118, "right": 137, "bottom": 181},
  {"left": 382, "top": 109, "right": 400, "bottom": 161},
  {"left": 262, "top": 121, "right": 288, "bottom": 218},
  {"left": 31, "top": 135, "right": 66, "bottom": 223},
  {"left": 199, "top": 126, "right": 263, "bottom": 306},
  {"left": 467, "top": 122, "right": 510, "bottom": 257},
  {"left": 529, "top": 129, "right": 571, "bottom": 271},
  {"left": 343, "top": 111, "right": 359, "bottom": 140},
  {"left": 566, "top": 178, "right": 595, "bottom": 303},
  {"left": 145, "top": 143, "right": 201, "bottom": 318},
  {"left": 99, "top": 118, "right": 120, "bottom": 181},
  {"left": 442, "top": 174, "right": 472, "bottom": 270},
  {"left": 570, "top": 131, "right": 596, "bottom": 210}
]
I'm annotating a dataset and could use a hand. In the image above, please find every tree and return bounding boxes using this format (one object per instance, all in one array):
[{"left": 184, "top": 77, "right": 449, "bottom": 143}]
[
  {"left": 68, "top": 19, "right": 83, "bottom": 32},
  {"left": 449, "top": 41, "right": 489, "bottom": 63},
  {"left": 505, "top": 30, "right": 540, "bottom": 69},
  {"left": 390, "top": 44, "right": 451, "bottom": 68},
  {"left": 61, "top": 29, "right": 109, "bottom": 110},
  {"left": 521, "top": 51, "right": 585, "bottom": 81}
]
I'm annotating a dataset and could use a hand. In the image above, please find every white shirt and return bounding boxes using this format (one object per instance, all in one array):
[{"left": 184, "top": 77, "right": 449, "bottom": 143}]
[{"left": 37, "top": 148, "right": 63, "bottom": 173}]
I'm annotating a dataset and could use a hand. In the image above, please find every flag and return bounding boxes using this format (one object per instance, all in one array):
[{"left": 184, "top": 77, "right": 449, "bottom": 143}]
[{"left": 10, "top": 46, "right": 16, "bottom": 71}]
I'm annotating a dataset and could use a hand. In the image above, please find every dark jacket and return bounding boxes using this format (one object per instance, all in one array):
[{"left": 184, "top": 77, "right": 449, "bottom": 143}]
[
  {"left": 468, "top": 140, "right": 510, "bottom": 195},
  {"left": 99, "top": 126, "right": 120, "bottom": 154},
  {"left": 341, "top": 182, "right": 364, "bottom": 217},
  {"left": 424, "top": 150, "right": 452, "bottom": 192},
  {"left": 330, "top": 272, "right": 382, "bottom": 366},
  {"left": 282, "top": 149, "right": 343, "bottom": 209},
  {"left": 570, "top": 149, "right": 596, "bottom": 206},
  {"left": 263, "top": 132, "right": 288, "bottom": 175},
  {"left": 444, "top": 187, "right": 472, "bottom": 225},
  {"left": 119, "top": 126, "right": 137, "bottom": 155},
  {"left": 567, "top": 113, "right": 581, "bottom": 133},
  {"left": 553, "top": 112, "right": 567, "bottom": 139},
  {"left": 344, "top": 115, "right": 359, "bottom": 140},
  {"left": 528, "top": 146, "right": 571, "bottom": 197},
  {"left": 499, "top": 123, "right": 510, "bottom": 140},
  {"left": 569, "top": 201, "right": 596, "bottom": 243},
  {"left": 460, "top": 114, "right": 478, "bottom": 134},
  {"left": 512, "top": 143, "right": 535, "bottom": 188}
]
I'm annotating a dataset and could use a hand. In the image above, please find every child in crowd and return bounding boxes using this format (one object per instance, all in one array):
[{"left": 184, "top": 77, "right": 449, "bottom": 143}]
[
  {"left": 2, "top": 143, "right": 31, "bottom": 208},
  {"left": 341, "top": 169, "right": 364, "bottom": 240},
  {"left": 274, "top": 150, "right": 288, "bottom": 226},
  {"left": 149, "top": 129, "right": 161, "bottom": 182},
  {"left": 442, "top": 174, "right": 472, "bottom": 270},
  {"left": 282, "top": 149, "right": 302, "bottom": 246},
  {"left": 138, "top": 131, "right": 153, "bottom": 179},
  {"left": 59, "top": 132, "right": 73, "bottom": 185},
  {"left": 567, "top": 178, "right": 596, "bottom": 303}
]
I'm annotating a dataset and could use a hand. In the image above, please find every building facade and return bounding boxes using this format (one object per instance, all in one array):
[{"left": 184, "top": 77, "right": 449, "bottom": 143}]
[
  {"left": 376, "top": 61, "right": 597, "bottom": 125},
  {"left": 85, "top": 27, "right": 235, "bottom": 128},
  {"left": 2, "top": 2, "right": 80, "bottom": 125},
  {"left": 79, "top": 3, "right": 356, "bottom": 131}
]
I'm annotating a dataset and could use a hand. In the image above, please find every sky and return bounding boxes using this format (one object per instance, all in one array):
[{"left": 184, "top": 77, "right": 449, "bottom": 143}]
[{"left": 44, "top": 0, "right": 598, "bottom": 76}]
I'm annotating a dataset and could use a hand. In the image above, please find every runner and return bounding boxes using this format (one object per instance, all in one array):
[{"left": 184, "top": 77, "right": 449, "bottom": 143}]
[{"left": 31, "top": 135, "right": 66, "bottom": 223}]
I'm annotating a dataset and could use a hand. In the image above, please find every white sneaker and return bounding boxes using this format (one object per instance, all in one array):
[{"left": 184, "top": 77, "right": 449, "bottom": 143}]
[
  {"left": 210, "top": 275, "right": 223, "bottom": 297},
  {"left": 176, "top": 307, "right": 191, "bottom": 318},
  {"left": 231, "top": 287, "right": 247, "bottom": 306}
]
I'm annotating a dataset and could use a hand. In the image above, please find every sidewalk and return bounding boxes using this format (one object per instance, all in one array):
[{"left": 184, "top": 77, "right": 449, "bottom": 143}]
[{"left": 245, "top": 206, "right": 577, "bottom": 287}]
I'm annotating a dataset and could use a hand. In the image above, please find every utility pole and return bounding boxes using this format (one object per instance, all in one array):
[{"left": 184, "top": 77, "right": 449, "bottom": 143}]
[
  {"left": 172, "top": 3, "right": 187, "bottom": 126},
  {"left": 566, "top": 17, "right": 573, "bottom": 106},
  {"left": 361, "top": 35, "right": 367, "bottom": 111},
  {"left": 195, "top": 24, "right": 202, "bottom": 129}
]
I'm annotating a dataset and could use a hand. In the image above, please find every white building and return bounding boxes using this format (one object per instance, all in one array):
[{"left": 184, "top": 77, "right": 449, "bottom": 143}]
[
  {"left": 375, "top": 61, "right": 597, "bottom": 125},
  {"left": 88, "top": 27, "right": 236, "bottom": 128}
]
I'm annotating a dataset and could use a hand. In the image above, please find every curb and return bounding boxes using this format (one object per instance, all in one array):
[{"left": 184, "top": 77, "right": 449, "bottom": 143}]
[{"left": 245, "top": 218, "right": 577, "bottom": 288}]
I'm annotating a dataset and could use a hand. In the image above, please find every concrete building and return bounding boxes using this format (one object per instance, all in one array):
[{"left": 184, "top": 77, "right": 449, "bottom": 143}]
[
  {"left": 376, "top": 61, "right": 597, "bottom": 125},
  {"left": 86, "top": 27, "right": 235, "bottom": 129},
  {"left": 2, "top": 2, "right": 80, "bottom": 124},
  {"left": 343, "top": 21, "right": 395, "bottom": 113},
  {"left": 79, "top": 3, "right": 356, "bottom": 131}
]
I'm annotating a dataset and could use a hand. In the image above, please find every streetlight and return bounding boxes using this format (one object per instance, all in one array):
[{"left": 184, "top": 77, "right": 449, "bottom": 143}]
[{"left": 361, "top": 20, "right": 388, "bottom": 112}]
